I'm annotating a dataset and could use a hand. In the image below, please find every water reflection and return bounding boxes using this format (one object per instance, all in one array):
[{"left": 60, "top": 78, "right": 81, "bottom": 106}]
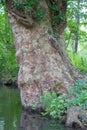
[
  {"left": 19, "top": 111, "right": 83, "bottom": 130},
  {"left": 19, "top": 111, "right": 66, "bottom": 130},
  {"left": 0, "top": 87, "right": 22, "bottom": 130},
  {"left": 0, "top": 87, "right": 83, "bottom": 130},
  {"left": 0, "top": 119, "right": 4, "bottom": 130}
]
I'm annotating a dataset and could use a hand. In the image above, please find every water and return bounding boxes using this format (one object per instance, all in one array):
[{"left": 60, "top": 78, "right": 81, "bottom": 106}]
[
  {"left": 0, "top": 86, "right": 22, "bottom": 130},
  {"left": 0, "top": 86, "right": 80, "bottom": 130}
]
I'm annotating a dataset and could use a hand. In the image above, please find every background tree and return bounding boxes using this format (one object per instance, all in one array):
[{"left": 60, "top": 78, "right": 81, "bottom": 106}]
[{"left": 65, "top": 0, "right": 87, "bottom": 73}]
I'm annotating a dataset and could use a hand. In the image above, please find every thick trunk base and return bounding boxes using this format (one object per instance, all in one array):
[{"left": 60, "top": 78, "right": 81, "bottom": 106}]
[{"left": 8, "top": 13, "right": 80, "bottom": 108}]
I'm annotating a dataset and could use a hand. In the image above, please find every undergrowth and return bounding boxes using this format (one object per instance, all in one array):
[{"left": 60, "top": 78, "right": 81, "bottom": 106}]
[
  {"left": 68, "top": 78, "right": 87, "bottom": 109},
  {"left": 41, "top": 92, "right": 67, "bottom": 119},
  {"left": 68, "top": 51, "right": 87, "bottom": 74},
  {"left": 41, "top": 78, "right": 87, "bottom": 119}
]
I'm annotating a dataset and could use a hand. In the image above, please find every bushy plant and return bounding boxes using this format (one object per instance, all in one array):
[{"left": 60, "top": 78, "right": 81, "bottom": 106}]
[
  {"left": 68, "top": 51, "right": 87, "bottom": 73},
  {"left": 0, "top": 6, "right": 18, "bottom": 83},
  {"left": 41, "top": 78, "right": 87, "bottom": 119},
  {"left": 41, "top": 92, "right": 67, "bottom": 119},
  {"left": 68, "top": 78, "right": 87, "bottom": 109}
]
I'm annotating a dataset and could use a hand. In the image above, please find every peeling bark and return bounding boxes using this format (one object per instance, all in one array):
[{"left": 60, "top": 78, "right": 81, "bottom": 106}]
[{"left": 6, "top": 0, "right": 81, "bottom": 108}]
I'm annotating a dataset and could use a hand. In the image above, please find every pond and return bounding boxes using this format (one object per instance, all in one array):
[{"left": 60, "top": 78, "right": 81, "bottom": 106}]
[{"left": 0, "top": 86, "right": 81, "bottom": 130}]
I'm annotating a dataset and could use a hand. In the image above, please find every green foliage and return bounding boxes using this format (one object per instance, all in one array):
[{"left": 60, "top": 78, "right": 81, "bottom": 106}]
[
  {"left": 52, "top": 13, "right": 65, "bottom": 25},
  {"left": 68, "top": 78, "right": 87, "bottom": 109},
  {"left": 14, "top": 0, "right": 40, "bottom": 11},
  {"left": 25, "top": 0, "right": 40, "bottom": 7},
  {"left": 0, "top": 6, "right": 18, "bottom": 83},
  {"left": 50, "top": 2, "right": 65, "bottom": 26},
  {"left": 41, "top": 78, "right": 87, "bottom": 119},
  {"left": 14, "top": 0, "right": 65, "bottom": 27},
  {"left": 36, "top": 10, "right": 46, "bottom": 20},
  {"left": 41, "top": 92, "right": 67, "bottom": 119},
  {"left": 14, "top": 0, "right": 46, "bottom": 20},
  {"left": 65, "top": 0, "right": 87, "bottom": 73},
  {"left": 50, "top": 4, "right": 59, "bottom": 12},
  {"left": 68, "top": 51, "right": 87, "bottom": 73},
  {"left": 14, "top": 1, "right": 23, "bottom": 10},
  {"left": 47, "top": 29, "right": 52, "bottom": 35}
]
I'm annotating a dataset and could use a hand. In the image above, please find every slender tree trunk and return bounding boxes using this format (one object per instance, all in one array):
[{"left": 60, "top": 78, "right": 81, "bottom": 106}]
[
  {"left": 74, "top": 30, "right": 79, "bottom": 53},
  {"left": 6, "top": 0, "right": 81, "bottom": 108},
  {"left": 66, "top": 31, "right": 72, "bottom": 48},
  {"left": 74, "top": 0, "right": 80, "bottom": 53}
]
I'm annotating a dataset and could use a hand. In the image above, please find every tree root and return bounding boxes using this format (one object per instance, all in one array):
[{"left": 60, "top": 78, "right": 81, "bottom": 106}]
[{"left": 65, "top": 106, "right": 87, "bottom": 129}]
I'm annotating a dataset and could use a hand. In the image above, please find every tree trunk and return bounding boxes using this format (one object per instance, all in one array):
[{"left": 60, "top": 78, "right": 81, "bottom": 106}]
[
  {"left": 66, "top": 106, "right": 87, "bottom": 129},
  {"left": 66, "top": 31, "right": 72, "bottom": 48},
  {"left": 74, "top": 0, "right": 80, "bottom": 53},
  {"left": 6, "top": 0, "right": 80, "bottom": 108},
  {"left": 74, "top": 30, "right": 79, "bottom": 53}
]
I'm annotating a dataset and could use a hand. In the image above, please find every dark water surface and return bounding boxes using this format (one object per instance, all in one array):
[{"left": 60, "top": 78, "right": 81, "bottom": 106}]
[{"left": 0, "top": 86, "right": 81, "bottom": 130}]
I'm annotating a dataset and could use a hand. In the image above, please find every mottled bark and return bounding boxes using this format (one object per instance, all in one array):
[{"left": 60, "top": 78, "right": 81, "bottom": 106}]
[
  {"left": 6, "top": 0, "right": 80, "bottom": 108},
  {"left": 66, "top": 106, "right": 87, "bottom": 129}
]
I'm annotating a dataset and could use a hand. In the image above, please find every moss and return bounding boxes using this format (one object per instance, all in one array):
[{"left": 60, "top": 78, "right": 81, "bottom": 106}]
[{"left": 52, "top": 83, "right": 67, "bottom": 95}]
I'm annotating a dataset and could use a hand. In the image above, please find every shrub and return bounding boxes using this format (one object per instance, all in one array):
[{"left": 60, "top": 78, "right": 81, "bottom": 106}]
[
  {"left": 41, "top": 92, "right": 67, "bottom": 119},
  {"left": 68, "top": 78, "right": 87, "bottom": 109},
  {"left": 41, "top": 78, "right": 87, "bottom": 119}
]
